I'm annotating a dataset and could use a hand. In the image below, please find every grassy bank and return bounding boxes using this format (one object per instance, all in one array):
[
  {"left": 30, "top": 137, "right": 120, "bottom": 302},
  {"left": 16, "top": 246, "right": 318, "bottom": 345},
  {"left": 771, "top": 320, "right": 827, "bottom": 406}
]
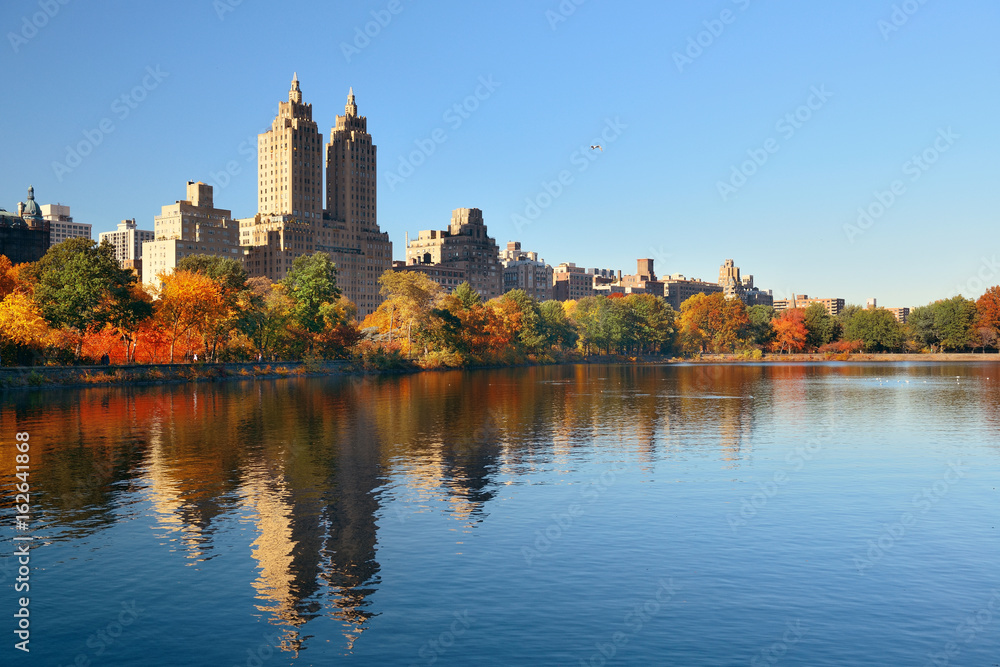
[{"left": 0, "top": 360, "right": 356, "bottom": 390}]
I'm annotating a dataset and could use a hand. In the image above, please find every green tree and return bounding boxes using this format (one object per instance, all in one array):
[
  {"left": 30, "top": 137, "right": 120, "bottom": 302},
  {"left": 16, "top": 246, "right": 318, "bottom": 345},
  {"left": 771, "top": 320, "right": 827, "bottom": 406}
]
[
  {"left": 843, "top": 308, "right": 904, "bottom": 352},
  {"left": 933, "top": 296, "right": 976, "bottom": 351},
  {"left": 281, "top": 252, "right": 341, "bottom": 334},
  {"left": 539, "top": 300, "right": 579, "bottom": 350},
  {"left": 747, "top": 305, "right": 776, "bottom": 347},
  {"left": 907, "top": 305, "right": 939, "bottom": 351},
  {"left": 804, "top": 303, "right": 842, "bottom": 349},
  {"left": 453, "top": 281, "right": 482, "bottom": 310},
  {"left": 26, "top": 238, "right": 145, "bottom": 358}
]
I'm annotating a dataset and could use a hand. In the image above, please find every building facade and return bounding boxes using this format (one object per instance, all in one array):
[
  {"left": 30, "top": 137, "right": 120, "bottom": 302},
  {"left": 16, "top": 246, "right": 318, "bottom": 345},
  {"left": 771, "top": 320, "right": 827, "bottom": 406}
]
[
  {"left": 719, "top": 258, "right": 773, "bottom": 306},
  {"left": 321, "top": 87, "right": 392, "bottom": 318},
  {"left": 99, "top": 219, "right": 154, "bottom": 268},
  {"left": 41, "top": 203, "right": 91, "bottom": 247},
  {"left": 773, "top": 295, "right": 845, "bottom": 316},
  {"left": 501, "top": 242, "right": 553, "bottom": 301},
  {"left": 552, "top": 262, "right": 596, "bottom": 301},
  {"left": 405, "top": 208, "right": 502, "bottom": 300},
  {"left": 0, "top": 187, "right": 49, "bottom": 263},
  {"left": 242, "top": 77, "right": 391, "bottom": 317},
  {"left": 391, "top": 261, "right": 467, "bottom": 293},
  {"left": 142, "top": 181, "right": 240, "bottom": 286},
  {"left": 662, "top": 274, "right": 724, "bottom": 311},
  {"left": 619, "top": 258, "right": 665, "bottom": 297}
]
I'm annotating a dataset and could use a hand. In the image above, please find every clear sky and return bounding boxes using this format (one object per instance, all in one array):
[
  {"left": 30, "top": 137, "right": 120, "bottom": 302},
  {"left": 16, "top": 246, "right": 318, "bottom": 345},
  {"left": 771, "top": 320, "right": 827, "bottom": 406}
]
[{"left": 2, "top": 0, "right": 998, "bottom": 307}]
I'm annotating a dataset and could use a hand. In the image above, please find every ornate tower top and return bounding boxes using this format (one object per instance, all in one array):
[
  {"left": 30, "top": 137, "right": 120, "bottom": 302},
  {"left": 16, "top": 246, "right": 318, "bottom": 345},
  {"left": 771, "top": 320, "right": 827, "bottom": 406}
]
[
  {"left": 290, "top": 72, "right": 302, "bottom": 103},
  {"left": 21, "top": 185, "right": 41, "bottom": 219},
  {"left": 345, "top": 87, "right": 357, "bottom": 117}
]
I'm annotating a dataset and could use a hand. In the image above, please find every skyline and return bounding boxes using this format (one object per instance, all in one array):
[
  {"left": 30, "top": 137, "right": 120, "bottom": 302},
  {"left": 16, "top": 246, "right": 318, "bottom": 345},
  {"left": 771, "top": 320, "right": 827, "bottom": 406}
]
[{"left": 2, "top": 0, "right": 998, "bottom": 308}]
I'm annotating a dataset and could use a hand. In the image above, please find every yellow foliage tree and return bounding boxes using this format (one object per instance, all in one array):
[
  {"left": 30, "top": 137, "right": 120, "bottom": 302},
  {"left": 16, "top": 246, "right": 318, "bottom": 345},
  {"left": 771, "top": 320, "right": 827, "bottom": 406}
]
[{"left": 0, "top": 293, "right": 49, "bottom": 346}]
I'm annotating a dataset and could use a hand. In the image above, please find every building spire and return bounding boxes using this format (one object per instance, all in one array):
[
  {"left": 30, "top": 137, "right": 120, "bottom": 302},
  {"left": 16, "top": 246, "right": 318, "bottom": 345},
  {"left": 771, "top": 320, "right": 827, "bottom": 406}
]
[
  {"left": 290, "top": 72, "right": 302, "bottom": 103},
  {"left": 345, "top": 87, "right": 357, "bottom": 117}
]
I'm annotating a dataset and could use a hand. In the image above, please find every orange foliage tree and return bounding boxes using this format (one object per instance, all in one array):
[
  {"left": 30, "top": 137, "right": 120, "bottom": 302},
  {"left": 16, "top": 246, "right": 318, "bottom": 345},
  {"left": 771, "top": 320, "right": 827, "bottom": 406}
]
[
  {"left": 772, "top": 308, "right": 808, "bottom": 354},
  {"left": 679, "top": 292, "right": 750, "bottom": 354},
  {"left": 155, "top": 270, "right": 223, "bottom": 362},
  {"left": 975, "top": 286, "right": 1000, "bottom": 351}
]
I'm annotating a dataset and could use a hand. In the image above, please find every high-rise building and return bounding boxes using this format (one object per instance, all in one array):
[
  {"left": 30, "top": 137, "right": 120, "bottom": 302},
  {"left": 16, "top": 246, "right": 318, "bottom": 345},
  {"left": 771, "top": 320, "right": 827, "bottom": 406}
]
[
  {"left": 100, "top": 219, "right": 154, "bottom": 268},
  {"left": 258, "top": 73, "right": 323, "bottom": 221},
  {"left": 242, "top": 74, "right": 324, "bottom": 283},
  {"left": 501, "top": 242, "right": 553, "bottom": 302},
  {"left": 405, "top": 208, "right": 502, "bottom": 300},
  {"left": 41, "top": 203, "right": 91, "bottom": 247},
  {"left": 322, "top": 87, "right": 392, "bottom": 318},
  {"left": 0, "top": 186, "right": 49, "bottom": 263},
  {"left": 142, "top": 181, "right": 240, "bottom": 286},
  {"left": 243, "top": 77, "right": 391, "bottom": 316}
]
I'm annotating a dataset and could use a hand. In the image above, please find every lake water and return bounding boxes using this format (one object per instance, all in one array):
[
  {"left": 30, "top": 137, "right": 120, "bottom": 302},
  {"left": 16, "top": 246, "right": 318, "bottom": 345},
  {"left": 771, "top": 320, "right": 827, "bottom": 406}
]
[{"left": 1, "top": 363, "right": 999, "bottom": 666}]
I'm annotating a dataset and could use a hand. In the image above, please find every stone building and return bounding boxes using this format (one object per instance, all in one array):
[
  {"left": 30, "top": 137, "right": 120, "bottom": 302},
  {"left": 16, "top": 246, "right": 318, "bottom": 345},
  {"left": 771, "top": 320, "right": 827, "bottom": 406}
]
[
  {"left": 99, "top": 219, "right": 154, "bottom": 268},
  {"left": 321, "top": 87, "right": 392, "bottom": 318},
  {"left": 0, "top": 186, "right": 49, "bottom": 263},
  {"left": 142, "top": 181, "right": 240, "bottom": 286},
  {"left": 242, "top": 77, "right": 391, "bottom": 316},
  {"left": 405, "top": 208, "right": 502, "bottom": 300},
  {"left": 501, "top": 242, "right": 553, "bottom": 302},
  {"left": 41, "top": 203, "right": 91, "bottom": 247},
  {"left": 662, "top": 274, "right": 724, "bottom": 311},
  {"left": 718, "top": 258, "right": 773, "bottom": 307}
]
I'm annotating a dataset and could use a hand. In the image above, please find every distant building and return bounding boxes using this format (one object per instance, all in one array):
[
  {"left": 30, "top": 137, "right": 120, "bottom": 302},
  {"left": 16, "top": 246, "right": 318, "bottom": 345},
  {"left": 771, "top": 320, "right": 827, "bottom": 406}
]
[
  {"left": 41, "top": 203, "right": 91, "bottom": 247},
  {"left": 887, "top": 307, "right": 910, "bottom": 323},
  {"left": 662, "top": 274, "right": 723, "bottom": 311},
  {"left": 0, "top": 186, "right": 49, "bottom": 263},
  {"left": 619, "top": 258, "right": 665, "bottom": 297},
  {"left": 552, "top": 262, "right": 596, "bottom": 301},
  {"left": 142, "top": 181, "right": 240, "bottom": 286},
  {"left": 773, "top": 295, "right": 845, "bottom": 317},
  {"left": 391, "top": 261, "right": 467, "bottom": 293},
  {"left": 405, "top": 208, "right": 502, "bottom": 300},
  {"left": 718, "top": 258, "right": 773, "bottom": 307},
  {"left": 99, "top": 219, "right": 154, "bottom": 268},
  {"left": 501, "top": 242, "right": 553, "bottom": 302}
]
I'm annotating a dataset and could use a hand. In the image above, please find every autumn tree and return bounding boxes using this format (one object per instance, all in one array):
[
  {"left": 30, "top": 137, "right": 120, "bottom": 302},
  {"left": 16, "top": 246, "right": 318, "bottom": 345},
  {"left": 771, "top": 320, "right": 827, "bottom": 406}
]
[
  {"left": 0, "top": 292, "right": 50, "bottom": 364},
  {"left": 679, "top": 292, "right": 749, "bottom": 354},
  {"left": 155, "top": 270, "right": 223, "bottom": 362},
  {"left": 975, "top": 286, "right": 1000, "bottom": 352},
  {"left": 25, "top": 238, "right": 144, "bottom": 358},
  {"left": 239, "top": 277, "right": 293, "bottom": 360},
  {"left": 178, "top": 255, "right": 251, "bottom": 361},
  {"left": 772, "top": 308, "right": 808, "bottom": 354}
]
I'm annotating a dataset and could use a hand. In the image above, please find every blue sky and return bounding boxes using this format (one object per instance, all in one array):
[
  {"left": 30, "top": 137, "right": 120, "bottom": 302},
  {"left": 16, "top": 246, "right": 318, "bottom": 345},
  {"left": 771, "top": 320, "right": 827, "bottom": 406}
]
[{"left": 2, "top": 0, "right": 998, "bottom": 307}]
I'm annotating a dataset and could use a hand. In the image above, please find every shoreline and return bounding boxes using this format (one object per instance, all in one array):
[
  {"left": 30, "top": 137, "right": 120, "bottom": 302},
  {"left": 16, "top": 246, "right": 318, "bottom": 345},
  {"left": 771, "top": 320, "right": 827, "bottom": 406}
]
[{"left": 3, "top": 352, "right": 999, "bottom": 391}]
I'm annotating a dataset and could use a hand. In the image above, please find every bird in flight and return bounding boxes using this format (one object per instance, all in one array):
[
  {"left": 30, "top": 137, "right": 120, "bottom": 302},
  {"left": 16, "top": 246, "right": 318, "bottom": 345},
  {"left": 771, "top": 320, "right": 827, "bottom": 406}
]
[{"left": 590, "top": 145, "right": 603, "bottom": 152}]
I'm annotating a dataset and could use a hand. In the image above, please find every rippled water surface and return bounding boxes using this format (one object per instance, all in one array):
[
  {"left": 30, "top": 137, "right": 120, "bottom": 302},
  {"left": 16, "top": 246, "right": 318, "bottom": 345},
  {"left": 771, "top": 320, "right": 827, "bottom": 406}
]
[{"left": 1, "top": 363, "right": 999, "bottom": 665}]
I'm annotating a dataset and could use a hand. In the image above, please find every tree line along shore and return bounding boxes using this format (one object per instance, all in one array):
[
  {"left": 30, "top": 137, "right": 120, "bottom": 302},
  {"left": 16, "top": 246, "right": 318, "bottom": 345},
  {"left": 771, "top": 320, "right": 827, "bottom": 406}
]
[{"left": 2, "top": 240, "right": 999, "bottom": 375}]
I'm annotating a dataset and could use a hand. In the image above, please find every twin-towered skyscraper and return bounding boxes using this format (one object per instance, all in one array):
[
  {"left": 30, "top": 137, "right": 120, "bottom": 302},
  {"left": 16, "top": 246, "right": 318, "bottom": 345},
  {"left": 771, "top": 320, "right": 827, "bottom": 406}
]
[{"left": 242, "top": 74, "right": 391, "bottom": 318}]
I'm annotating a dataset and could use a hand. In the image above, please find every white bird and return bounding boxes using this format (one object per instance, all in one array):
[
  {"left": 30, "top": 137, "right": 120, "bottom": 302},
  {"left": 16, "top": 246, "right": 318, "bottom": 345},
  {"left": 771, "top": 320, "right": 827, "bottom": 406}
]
[{"left": 591, "top": 145, "right": 603, "bottom": 152}]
